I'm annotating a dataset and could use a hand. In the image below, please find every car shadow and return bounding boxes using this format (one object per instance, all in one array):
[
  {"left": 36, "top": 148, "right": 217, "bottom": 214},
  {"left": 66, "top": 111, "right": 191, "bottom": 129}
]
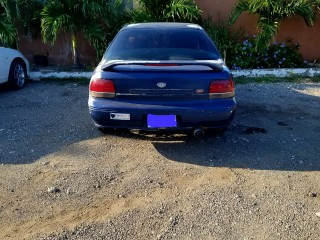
[
  {"left": 0, "top": 81, "right": 319, "bottom": 171},
  {"left": 0, "top": 81, "right": 100, "bottom": 165},
  {"left": 0, "top": 82, "right": 11, "bottom": 92},
  {"left": 151, "top": 123, "right": 319, "bottom": 172},
  {"left": 117, "top": 83, "right": 320, "bottom": 172}
]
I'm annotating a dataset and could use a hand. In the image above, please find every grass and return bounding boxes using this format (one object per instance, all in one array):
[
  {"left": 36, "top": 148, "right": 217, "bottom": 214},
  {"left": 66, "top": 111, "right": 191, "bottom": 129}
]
[
  {"left": 31, "top": 64, "right": 96, "bottom": 72},
  {"left": 235, "top": 76, "right": 320, "bottom": 84},
  {"left": 39, "top": 77, "right": 90, "bottom": 85}
]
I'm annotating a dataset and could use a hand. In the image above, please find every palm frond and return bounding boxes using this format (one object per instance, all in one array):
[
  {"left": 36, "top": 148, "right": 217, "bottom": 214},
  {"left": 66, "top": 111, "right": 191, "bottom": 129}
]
[
  {"left": 0, "top": 0, "right": 20, "bottom": 21},
  {"left": 231, "top": 0, "right": 318, "bottom": 50},
  {"left": 256, "top": 17, "right": 279, "bottom": 50},
  {"left": 0, "top": 14, "right": 17, "bottom": 47},
  {"left": 41, "top": 0, "right": 74, "bottom": 44},
  {"left": 82, "top": 20, "right": 106, "bottom": 57},
  {"left": 164, "top": 0, "right": 202, "bottom": 22},
  {"left": 80, "top": 0, "right": 109, "bottom": 18},
  {"left": 130, "top": 9, "right": 155, "bottom": 22},
  {"left": 138, "top": 0, "right": 170, "bottom": 20},
  {"left": 286, "top": 0, "right": 315, "bottom": 26},
  {"left": 102, "top": 0, "right": 132, "bottom": 43},
  {"left": 230, "top": 0, "right": 250, "bottom": 24}
]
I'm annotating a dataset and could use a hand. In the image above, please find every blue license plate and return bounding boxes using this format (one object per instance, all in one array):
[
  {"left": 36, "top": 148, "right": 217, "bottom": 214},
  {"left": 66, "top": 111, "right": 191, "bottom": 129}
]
[{"left": 147, "top": 114, "right": 177, "bottom": 128}]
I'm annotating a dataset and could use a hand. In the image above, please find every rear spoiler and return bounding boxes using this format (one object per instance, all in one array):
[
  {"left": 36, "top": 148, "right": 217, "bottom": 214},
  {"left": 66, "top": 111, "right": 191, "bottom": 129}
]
[{"left": 102, "top": 60, "right": 224, "bottom": 72}]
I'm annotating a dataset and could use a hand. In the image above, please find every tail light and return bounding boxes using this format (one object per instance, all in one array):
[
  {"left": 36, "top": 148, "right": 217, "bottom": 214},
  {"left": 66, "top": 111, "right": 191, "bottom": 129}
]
[
  {"left": 89, "top": 79, "right": 115, "bottom": 98},
  {"left": 209, "top": 79, "right": 235, "bottom": 99}
]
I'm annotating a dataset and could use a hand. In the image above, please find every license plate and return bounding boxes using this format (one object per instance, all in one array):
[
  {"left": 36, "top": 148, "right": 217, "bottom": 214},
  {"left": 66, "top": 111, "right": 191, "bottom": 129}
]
[
  {"left": 147, "top": 114, "right": 177, "bottom": 128},
  {"left": 110, "top": 113, "right": 130, "bottom": 121}
]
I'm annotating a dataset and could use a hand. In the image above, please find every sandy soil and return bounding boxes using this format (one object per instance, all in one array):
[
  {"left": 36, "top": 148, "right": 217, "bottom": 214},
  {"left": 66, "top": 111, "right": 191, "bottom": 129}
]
[{"left": 0, "top": 81, "right": 319, "bottom": 239}]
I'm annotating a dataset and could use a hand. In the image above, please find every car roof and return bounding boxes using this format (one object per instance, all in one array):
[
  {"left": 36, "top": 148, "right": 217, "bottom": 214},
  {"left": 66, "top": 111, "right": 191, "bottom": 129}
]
[{"left": 123, "top": 22, "right": 203, "bottom": 30}]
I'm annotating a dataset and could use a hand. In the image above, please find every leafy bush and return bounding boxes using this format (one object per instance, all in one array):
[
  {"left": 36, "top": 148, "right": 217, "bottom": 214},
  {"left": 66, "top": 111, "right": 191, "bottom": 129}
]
[
  {"left": 107, "top": 0, "right": 202, "bottom": 58},
  {"left": 230, "top": 0, "right": 317, "bottom": 50},
  {"left": 202, "top": 17, "right": 243, "bottom": 66},
  {"left": 231, "top": 36, "right": 306, "bottom": 70},
  {"left": 103, "top": 0, "right": 132, "bottom": 46},
  {"left": 130, "top": 0, "right": 202, "bottom": 23},
  {"left": 0, "top": 0, "right": 44, "bottom": 47}
]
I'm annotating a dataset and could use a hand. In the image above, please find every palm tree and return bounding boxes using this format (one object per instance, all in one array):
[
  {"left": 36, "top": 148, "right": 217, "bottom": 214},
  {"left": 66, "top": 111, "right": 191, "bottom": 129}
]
[
  {"left": 230, "top": 0, "right": 318, "bottom": 50},
  {"left": 0, "top": 0, "right": 18, "bottom": 47},
  {"left": 103, "top": 0, "right": 133, "bottom": 44},
  {"left": 0, "top": 13, "right": 16, "bottom": 47},
  {"left": 130, "top": 0, "right": 202, "bottom": 23},
  {"left": 41, "top": 0, "right": 113, "bottom": 68},
  {"left": 0, "top": 0, "right": 21, "bottom": 47},
  {"left": 0, "top": 0, "right": 43, "bottom": 48}
]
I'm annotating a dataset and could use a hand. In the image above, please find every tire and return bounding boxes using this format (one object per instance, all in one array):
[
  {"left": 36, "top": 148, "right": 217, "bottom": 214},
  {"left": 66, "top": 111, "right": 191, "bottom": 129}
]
[{"left": 8, "top": 60, "right": 27, "bottom": 89}]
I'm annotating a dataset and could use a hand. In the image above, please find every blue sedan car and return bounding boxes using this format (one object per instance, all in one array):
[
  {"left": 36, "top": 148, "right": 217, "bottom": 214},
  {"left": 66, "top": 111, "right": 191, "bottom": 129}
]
[{"left": 88, "top": 23, "right": 237, "bottom": 137}]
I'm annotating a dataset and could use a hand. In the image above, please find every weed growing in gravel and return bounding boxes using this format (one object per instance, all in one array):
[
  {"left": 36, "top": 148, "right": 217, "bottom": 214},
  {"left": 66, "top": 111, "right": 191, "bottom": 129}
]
[
  {"left": 311, "top": 76, "right": 320, "bottom": 82},
  {"left": 235, "top": 76, "right": 320, "bottom": 84}
]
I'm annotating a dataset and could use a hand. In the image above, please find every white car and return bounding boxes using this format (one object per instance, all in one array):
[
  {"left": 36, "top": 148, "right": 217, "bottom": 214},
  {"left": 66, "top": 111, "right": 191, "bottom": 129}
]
[{"left": 0, "top": 47, "right": 30, "bottom": 89}]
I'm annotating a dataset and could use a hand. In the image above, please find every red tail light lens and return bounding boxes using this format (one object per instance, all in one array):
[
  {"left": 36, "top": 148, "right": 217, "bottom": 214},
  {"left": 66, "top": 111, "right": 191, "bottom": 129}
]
[
  {"left": 89, "top": 79, "right": 115, "bottom": 98},
  {"left": 209, "top": 79, "right": 235, "bottom": 99}
]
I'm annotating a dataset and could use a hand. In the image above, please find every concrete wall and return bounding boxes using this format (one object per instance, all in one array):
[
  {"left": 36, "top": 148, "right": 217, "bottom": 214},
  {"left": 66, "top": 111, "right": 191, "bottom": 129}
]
[
  {"left": 18, "top": 32, "right": 97, "bottom": 66},
  {"left": 197, "top": 0, "right": 320, "bottom": 62}
]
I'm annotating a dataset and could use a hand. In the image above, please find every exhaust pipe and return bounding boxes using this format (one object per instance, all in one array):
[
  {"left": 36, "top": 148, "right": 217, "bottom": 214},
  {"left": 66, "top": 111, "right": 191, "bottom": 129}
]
[{"left": 193, "top": 128, "right": 204, "bottom": 139}]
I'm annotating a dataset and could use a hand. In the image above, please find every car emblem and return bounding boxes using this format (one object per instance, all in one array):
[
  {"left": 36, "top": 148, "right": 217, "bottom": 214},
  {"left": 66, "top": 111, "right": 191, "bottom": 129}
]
[{"left": 157, "top": 82, "right": 166, "bottom": 88}]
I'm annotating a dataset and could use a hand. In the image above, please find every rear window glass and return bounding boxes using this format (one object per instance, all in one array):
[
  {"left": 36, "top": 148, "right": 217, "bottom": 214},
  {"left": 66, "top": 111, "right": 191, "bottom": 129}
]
[{"left": 105, "top": 28, "right": 221, "bottom": 61}]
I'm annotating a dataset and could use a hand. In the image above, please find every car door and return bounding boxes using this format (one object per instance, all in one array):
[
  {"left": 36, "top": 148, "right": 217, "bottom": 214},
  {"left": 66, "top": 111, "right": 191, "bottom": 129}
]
[{"left": 0, "top": 48, "right": 10, "bottom": 83}]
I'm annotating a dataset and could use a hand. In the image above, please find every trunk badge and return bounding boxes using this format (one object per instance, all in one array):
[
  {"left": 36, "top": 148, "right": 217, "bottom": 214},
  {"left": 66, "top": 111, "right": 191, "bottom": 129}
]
[
  {"left": 157, "top": 82, "right": 166, "bottom": 88},
  {"left": 196, "top": 89, "right": 205, "bottom": 94}
]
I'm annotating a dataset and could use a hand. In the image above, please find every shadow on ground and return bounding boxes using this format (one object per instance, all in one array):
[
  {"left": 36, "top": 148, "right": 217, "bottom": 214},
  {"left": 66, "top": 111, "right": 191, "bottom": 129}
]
[{"left": 0, "top": 81, "right": 319, "bottom": 171}]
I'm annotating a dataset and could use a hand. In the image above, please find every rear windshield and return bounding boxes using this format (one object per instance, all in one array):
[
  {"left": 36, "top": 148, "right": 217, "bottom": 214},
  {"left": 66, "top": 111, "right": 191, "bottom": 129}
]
[{"left": 105, "top": 28, "right": 221, "bottom": 61}]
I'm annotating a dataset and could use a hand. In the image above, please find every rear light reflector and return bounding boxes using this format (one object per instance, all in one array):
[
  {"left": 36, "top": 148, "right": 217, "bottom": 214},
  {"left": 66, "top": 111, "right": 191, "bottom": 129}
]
[
  {"left": 209, "top": 79, "right": 235, "bottom": 99},
  {"left": 89, "top": 79, "right": 115, "bottom": 98}
]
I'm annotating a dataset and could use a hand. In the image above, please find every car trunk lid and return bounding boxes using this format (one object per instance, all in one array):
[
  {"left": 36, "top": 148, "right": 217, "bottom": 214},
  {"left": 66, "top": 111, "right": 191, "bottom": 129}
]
[{"left": 96, "top": 61, "right": 232, "bottom": 101}]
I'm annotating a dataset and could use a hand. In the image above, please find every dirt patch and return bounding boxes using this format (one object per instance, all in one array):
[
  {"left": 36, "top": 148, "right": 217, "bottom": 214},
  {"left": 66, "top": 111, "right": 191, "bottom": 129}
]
[{"left": 0, "top": 82, "right": 320, "bottom": 239}]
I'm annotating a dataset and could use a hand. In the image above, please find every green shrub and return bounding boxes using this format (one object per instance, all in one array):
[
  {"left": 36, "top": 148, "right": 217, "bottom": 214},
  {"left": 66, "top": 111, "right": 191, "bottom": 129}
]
[
  {"left": 231, "top": 36, "right": 306, "bottom": 70},
  {"left": 202, "top": 17, "right": 243, "bottom": 66},
  {"left": 130, "top": 0, "right": 202, "bottom": 23}
]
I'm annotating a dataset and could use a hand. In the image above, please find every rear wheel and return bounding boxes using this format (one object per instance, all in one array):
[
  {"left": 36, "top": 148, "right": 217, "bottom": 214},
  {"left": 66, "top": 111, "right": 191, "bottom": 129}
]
[{"left": 8, "top": 60, "right": 27, "bottom": 89}]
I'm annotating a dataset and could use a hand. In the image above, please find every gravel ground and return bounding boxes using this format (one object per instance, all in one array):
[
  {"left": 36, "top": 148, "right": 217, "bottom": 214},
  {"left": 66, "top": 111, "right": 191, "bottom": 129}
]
[{"left": 0, "top": 80, "right": 319, "bottom": 239}]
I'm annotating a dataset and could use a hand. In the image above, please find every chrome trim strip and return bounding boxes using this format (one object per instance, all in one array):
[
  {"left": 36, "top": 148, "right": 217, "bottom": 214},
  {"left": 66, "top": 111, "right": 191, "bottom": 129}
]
[
  {"left": 209, "top": 92, "right": 235, "bottom": 99},
  {"left": 90, "top": 91, "right": 115, "bottom": 98}
]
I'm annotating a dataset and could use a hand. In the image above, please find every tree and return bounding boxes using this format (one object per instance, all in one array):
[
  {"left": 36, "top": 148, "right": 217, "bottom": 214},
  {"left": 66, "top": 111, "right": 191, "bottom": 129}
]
[
  {"left": 0, "top": 0, "right": 43, "bottom": 48},
  {"left": 0, "top": 0, "right": 21, "bottom": 47},
  {"left": 130, "top": 0, "right": 202, "bottom": 23},
  {"left": 0, "top": 12, "right": 16, "bottom": 47},
  {"left": 41, "top": 0, "right": 112, "bottom": 68},
  {"left": 89, "top": 0, "right": 202, "bottom": 48},
  {"left": 230, "top": 0, "right": 318, "bottom": 50},
  {"left": 103, "top": 0, "right": 133, "bottom": 44}
]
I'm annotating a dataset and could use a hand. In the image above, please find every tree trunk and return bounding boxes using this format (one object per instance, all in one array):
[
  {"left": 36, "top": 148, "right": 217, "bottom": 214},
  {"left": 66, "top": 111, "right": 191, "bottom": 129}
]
[{"left": 71, "top": 33, "right": 81, "bottom": 69}]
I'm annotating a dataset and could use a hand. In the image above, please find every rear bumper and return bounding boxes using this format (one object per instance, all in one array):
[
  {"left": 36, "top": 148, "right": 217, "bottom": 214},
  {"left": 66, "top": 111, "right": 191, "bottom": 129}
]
[{"left": 88, "top": 97, "right": 237, "bottom": 130}]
